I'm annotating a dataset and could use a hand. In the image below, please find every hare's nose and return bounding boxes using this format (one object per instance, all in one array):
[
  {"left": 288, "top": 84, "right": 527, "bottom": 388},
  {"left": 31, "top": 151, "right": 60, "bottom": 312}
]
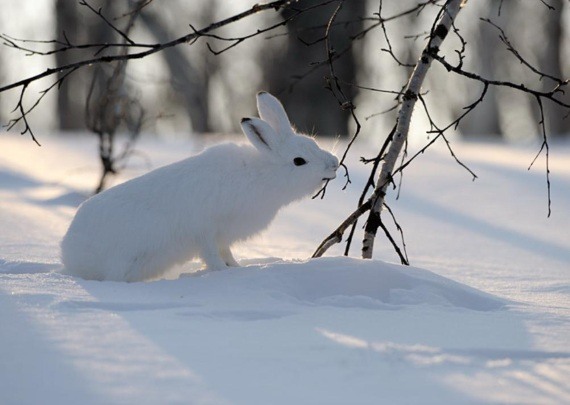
[{"left": 329, "top": 155, "right": 340, "bottom": 171}]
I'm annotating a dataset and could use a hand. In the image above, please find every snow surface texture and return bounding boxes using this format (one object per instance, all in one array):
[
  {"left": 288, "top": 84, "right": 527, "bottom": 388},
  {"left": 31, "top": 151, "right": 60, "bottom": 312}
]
[{"left": 1, "top": 133, "right": 569, "bottom": 404}]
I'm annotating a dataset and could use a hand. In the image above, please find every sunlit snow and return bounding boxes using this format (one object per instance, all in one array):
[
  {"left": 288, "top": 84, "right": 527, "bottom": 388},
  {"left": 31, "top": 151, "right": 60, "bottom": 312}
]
[{"left": 1, "top": 133, "right": 569, "bottom": 404}]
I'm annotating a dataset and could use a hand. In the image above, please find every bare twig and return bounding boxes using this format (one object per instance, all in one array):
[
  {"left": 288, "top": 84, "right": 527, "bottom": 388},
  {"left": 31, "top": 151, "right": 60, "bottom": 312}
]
[
  {"left": 341, "top": 124, "right": 396, "bottom": 257},
  {"left": 378, "top": 211, "right": 409, "bottom": 265},
  {"left": 85, "top": 0, "right": 147, "bottom": 193},
  {"left": 0, "top": 0, "right": 303, "bottom": 143},
  {"left": 79, "top": 0, "right": 136, "bottom": 45},
  {"left": 431, "top": 54, "right": 570, "bottom": 109},
  {"left": 383, "top": 202, "right": 409, "bottom": 263},
  {"left": 528, "top": 96, "right": 552, "bottom": 217},
  {"left": 481, "top": 18, "right": 566, "bottom": 86},
  {"left": 313, "top": 0, "right": 362, "bottom": 198},
  {"left": 378, "top": 0, "right": 415, "bottom": 68}
]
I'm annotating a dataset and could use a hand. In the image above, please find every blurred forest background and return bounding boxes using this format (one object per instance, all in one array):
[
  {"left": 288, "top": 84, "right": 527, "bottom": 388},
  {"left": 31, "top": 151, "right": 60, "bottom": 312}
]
[{"left": 0, "top": 0, "right": 569, "bottom": 142}]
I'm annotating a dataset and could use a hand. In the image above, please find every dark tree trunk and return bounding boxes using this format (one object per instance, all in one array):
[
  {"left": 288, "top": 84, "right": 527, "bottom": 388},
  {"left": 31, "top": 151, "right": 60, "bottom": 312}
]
[
  {"left": 55, "top": 0, "right": 119, "bottom": 131},
  {"left": 459, "top": 1, "right": 501, "bottom": 138},
  {"left": 140, "top": 10, "right": 211, "bottom": 133},
  {"left": 264, "top": 0, "right": 365, "bottom": 137},
  {"left": 55, "top": 0, "right": 85, "bottom": 130},
  {"left": 459, "top": 58, "right": 501, "bottom": 138},
  {"left": 542, "top": 0, "right": 568, "bottom": 137}
]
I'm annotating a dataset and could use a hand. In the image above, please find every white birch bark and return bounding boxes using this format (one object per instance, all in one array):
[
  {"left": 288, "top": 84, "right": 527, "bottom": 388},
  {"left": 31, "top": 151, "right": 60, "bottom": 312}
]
[{"left": 361, "top": 0, "right": 465, "bottom": 259}]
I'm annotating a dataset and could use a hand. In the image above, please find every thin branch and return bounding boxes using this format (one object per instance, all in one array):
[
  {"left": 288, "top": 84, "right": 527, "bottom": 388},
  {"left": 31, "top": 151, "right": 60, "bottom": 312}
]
[
  {"left": 528, "top": 96, "right": 552, "bottom": 217},
  {"left": 79, "top": 0, "right": 136, "bottom": 45},
  {"left": 0, "top": 0, "right": 304, "bottom": 143},
  {"left": 418, "top": 94, "right": 478, "bottom": 180},
  {"left": 537, "top": 0, "right": 555, "bottom": 10},
  {"left": 5, "top": 66, "right": 79, "bottom": 146},
  {"left": 1, "top": 1, "right": 297, "bottom": 94},
  {"left": 383, "top": 203, "right": 409, "bottom": 263},
  {"left": 115, "top": 0, "right": 155, "bottom": 20},
  {"left": 287, "top": 0, "right": 440, "bottom": 93},
  {"left": 313, "top": 0, "right": 362, "bottom": 198},
  {"left": 198, "top": 1, "right": 339, "bottom": 56},
  {"left": 431, "top": 54, "right": 570, "bottom": 109},
  {"left": 378, "top": 213, "right": 409, "bottom": 265},
  {"left": 0, "top": 33, "right": 157, "bottom": 56},
  {"left": 342, "top": 124, "right": 396, "bottom": 256},
  {"left": 312, "top": 200, "right": 372, "bottom": 258},
  {"left": 378, "top": 0, "right": 415, "bottom": 68},
  {"left": 481, "top": 18, "right": 566, "bottom": 86}
]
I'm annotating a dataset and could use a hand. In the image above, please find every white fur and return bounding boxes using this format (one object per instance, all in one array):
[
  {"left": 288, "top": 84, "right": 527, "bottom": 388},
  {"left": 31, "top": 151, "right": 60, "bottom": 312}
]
[{"left": 60, "top": 92, "right": 339, "bottom": 281}]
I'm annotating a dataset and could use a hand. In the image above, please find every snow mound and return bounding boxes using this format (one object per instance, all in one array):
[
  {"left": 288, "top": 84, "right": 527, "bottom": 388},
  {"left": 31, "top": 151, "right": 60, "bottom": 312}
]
[
  {"left": 0, "top": 256, "right": 505, "bottom": 312},
  {"left": 177, "top": 257, "right": 505, "bottom": 311}
]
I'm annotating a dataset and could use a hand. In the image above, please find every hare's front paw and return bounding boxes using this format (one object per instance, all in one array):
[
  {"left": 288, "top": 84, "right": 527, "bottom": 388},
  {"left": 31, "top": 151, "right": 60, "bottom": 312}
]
[
  {"left": 200, "top": 244, "right": 232, "bottom": 271},
  {"left": 220, "top": 246, "right": 240, "bottom": 267}
]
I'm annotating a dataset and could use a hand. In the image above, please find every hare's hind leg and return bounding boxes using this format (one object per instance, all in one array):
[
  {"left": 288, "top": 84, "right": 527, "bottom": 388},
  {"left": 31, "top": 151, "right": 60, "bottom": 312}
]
[{"left": 220, "top": 246, "right": 240, "bottom": 267}]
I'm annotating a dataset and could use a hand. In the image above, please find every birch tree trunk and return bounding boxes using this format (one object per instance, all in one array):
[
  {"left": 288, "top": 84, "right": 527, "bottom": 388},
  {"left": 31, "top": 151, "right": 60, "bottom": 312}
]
[{"left": 361, "top": 0, "right": 465, "bottom": 258}]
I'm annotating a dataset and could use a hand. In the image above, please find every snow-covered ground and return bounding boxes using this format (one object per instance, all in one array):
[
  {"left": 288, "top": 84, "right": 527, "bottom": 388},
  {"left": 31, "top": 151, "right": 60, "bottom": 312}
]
[{"left": 1, "top": 133, "right": 569, "bottom": 404}]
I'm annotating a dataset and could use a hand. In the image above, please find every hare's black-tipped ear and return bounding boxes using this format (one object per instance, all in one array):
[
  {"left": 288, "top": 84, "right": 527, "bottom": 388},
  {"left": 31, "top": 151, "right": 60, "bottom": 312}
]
[
  {"left": 240, "top": 117, "right": 279, "bottom": 152},
  {"left": 256, "top": 92, "right": 292, "bottom": 136}
]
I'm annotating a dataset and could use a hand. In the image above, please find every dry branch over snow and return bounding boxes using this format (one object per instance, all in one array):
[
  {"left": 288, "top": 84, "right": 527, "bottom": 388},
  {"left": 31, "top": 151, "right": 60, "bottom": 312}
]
[
  {"left": 314, "top": 0, "right": 568, "bottom": 259},
  {"left": 314, "top": 0, "right": 464, "bottom": 259},
  {"left": 361, "top": 0, "right": 464, "bottom": 258}
]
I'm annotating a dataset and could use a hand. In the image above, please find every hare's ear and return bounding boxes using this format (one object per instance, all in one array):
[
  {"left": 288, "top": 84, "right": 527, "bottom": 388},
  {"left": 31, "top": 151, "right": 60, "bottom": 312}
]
[
  {"left": 240, "top": 117, "right": 279, "bottom": 152},
  {"left": 256, "top": 91, "right": 291, "bottom": 135}
]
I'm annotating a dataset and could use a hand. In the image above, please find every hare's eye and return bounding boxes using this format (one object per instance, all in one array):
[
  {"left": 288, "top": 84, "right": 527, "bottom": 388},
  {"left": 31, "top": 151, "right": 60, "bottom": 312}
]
[{"left": 293, "top": 157, "right": 307, "bottom": 166}]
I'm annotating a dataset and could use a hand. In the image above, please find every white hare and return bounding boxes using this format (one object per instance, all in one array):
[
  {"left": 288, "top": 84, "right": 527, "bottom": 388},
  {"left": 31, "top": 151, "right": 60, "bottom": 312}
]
[{"left": 60, "top": 92, "right": 339, "bottom": 281}]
